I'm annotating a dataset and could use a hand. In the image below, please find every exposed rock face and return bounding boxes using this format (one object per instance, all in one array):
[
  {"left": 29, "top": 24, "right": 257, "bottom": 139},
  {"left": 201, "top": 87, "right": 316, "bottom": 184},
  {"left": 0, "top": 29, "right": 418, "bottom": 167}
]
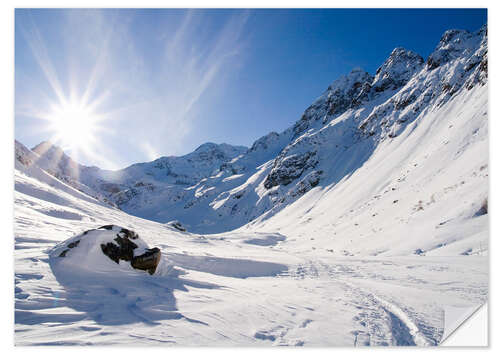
[
  {"left": 358, "top": 25, "right": 487, "bottom": 141},
  {"left": 293, "top": 68, "right": 373, "bottom": 137},
  {"left": 289, "top": 170, "right": 323, "bottom": 198},
  {"left": 264, "top": 151, "right": 318, "bottom": 189},
  {"left": 426, "top": 27, "right": 485, "bottom": 70},
  {"left": 372, "top": 47, "right": 424, "bottom": 92}
]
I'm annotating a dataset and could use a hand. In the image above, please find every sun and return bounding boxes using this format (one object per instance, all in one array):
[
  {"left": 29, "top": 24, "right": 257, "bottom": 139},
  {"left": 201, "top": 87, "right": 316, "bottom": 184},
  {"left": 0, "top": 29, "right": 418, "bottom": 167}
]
[
  {"left": 46, "top": 99, "right": 101, "bottom": 151},
  {"left": 36, "top": 93, "right": 115, "bottom": 168}
]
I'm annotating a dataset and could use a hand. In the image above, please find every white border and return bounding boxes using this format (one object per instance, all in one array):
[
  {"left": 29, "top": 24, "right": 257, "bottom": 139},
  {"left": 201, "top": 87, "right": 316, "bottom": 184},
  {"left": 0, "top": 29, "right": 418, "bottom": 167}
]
[{"left": 3, "top": 1, "right": 497, "bottom": 355}]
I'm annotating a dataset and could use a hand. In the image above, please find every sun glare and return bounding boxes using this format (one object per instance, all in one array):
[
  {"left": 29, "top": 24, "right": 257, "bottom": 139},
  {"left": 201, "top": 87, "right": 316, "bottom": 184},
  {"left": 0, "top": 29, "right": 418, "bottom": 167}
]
[{"left": 47, "top": 100, "right": 100, "bottom": 151}]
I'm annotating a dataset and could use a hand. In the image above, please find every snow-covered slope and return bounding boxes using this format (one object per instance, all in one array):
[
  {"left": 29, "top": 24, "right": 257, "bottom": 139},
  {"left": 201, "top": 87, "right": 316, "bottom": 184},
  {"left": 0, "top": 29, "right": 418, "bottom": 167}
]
[
  {"left": 14, "top": 25, "right": 488, "bottom": 346},
  {"left": 14, "top": 135, "right": 487, "bottom": 346},
  {"left": 243, "top": 25, "right": 489, "bottom": 257}
]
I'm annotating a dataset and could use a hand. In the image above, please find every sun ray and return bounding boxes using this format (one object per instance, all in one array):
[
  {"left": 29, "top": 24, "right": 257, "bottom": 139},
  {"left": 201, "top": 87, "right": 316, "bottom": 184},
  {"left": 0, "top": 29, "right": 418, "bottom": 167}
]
[{"left": 19, "top": 11, "right": 67, "bottom": 105}]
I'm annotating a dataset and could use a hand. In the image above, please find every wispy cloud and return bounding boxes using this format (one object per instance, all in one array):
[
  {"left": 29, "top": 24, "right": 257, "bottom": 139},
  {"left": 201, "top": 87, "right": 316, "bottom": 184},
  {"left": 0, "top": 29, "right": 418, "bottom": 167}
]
[
  {"left": 17, "top": 11, "right": 66, "bottom": 105},
  {"left": 180, "top": 11, "right": 250, "bottom": 116},
  {"left": 15, "top": 9, "right": 250, "bottom": 169},
  {"left": 147, "top": 10, "right": 250, "bottom": 157}
]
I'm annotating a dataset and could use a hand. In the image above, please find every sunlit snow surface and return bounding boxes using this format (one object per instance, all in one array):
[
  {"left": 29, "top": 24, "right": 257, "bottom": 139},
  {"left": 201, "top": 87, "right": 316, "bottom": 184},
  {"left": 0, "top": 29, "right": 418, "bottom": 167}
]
[
  {"left": 14, "top": 93, "right": 488, "bottom": 345},
  {"left": 14, "top": 27, "right": 488, "bottom": 346}
]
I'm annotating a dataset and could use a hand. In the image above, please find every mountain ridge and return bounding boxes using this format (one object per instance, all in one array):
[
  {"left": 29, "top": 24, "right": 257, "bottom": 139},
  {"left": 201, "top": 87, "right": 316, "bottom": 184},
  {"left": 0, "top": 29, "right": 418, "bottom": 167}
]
[{"left": 15, "top": 24, "right": 488, "bottom": 238}]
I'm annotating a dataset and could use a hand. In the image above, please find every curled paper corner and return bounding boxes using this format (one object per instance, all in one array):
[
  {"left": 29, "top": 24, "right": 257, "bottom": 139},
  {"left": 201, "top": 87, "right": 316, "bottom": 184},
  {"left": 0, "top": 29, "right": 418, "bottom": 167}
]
[{"left": 440, "top": 303, "right": 487, "bottom": 346}]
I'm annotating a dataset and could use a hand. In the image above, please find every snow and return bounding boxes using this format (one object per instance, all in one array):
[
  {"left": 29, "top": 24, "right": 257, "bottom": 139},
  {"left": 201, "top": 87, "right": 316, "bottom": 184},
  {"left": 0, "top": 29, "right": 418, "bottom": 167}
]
[
  {"left": 13, "top": 167, "right": 488, "bottom": 345},
  {"left": 14, "top": 25, "right": 488, "bottom": 346}
]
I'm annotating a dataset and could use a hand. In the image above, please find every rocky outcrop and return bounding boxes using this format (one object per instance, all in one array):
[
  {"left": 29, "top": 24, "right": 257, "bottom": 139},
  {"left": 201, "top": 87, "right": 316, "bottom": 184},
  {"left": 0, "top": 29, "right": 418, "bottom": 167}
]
[
  {"left": 130, "top": 248, "right": 161, "bottom": 275},
  {"left": 289, "top": 170, "right": 323, "bottom": 198},
  {"left": 249, "top": 132, "right": 280, "bottom": 153},
  {"left": 53, "top": 225, "right": 162, "bottom": 275},
  {"left": 264, "top": 151, "right": 318, "bottom": 189},
  {"left": 426, "top": 27, "right": 485, "bottom": 70},
  {"left": 293, "top": 68, "right": 373, "bottom": 137},
  {"left": 358, "top": 25, "right": 487, "bottom": 141},
  {"left": 372, "top": 47, "right": 424, "bottom": 92},
  {"left": 98, "top": 226, "right": 161, "bottom": 275}
]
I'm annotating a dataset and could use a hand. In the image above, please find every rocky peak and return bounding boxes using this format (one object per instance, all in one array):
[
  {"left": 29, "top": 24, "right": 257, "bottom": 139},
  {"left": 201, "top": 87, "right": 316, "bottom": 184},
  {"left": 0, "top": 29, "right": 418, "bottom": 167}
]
[
  {"left": 441, "top": 29, "right": 469, "bottom": 44},
  {"left": 478, "top": 23, "right": 487, "bottom": 38},
  {"left": 194, "top": 142, "right": 219, "bottom": 153},
  {"left": 372, "top": 47, "right": 424, "bottom": 92},
  {"left": 15, "top": 140, "right": 37, "bottom": 167},
  {"left": 293, "top": 68, "right": 373, "bottom": 137},
  {"left": 190, "top": 142, "right": 246, "bottom": 162},
  {"left": 31, "top": 140, "right": 63, "bottom": 157},
  {"left": 249, "top": 132, "right": 280, "bottom": 152},
  {"left": 323, "top": 68, "right": 374, "bottom": 112},
  {"left": 30, "top": 140, "right": 82, "bottom": 176},
  {"left": 326, "top": 67, "right": 373, "bottom": 94},
  {"left": 426, "top": 27, "right": 484, "bottom": 70}
]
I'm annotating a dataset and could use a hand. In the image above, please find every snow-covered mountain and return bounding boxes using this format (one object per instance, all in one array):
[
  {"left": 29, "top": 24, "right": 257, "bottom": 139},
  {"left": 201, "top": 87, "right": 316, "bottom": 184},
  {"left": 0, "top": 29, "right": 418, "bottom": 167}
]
[
  {"left": 14, "top": 25, "right": 488, "bottom": 346},
  {"left": 16, "top": 25, "right": 488, "bottom": 239},
  {"left": 16, "top": 134, "right": 487, "bottom": 345},
  {"left": 18, "top": 140, "right": 248, "bottom": 214}
]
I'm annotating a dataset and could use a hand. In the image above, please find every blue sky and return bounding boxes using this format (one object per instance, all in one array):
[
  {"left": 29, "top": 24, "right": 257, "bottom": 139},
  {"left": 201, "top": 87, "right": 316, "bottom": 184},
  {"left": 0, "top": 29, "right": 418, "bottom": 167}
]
[{"left": 15, "top": 8, "right": 487, "bottom": 169}]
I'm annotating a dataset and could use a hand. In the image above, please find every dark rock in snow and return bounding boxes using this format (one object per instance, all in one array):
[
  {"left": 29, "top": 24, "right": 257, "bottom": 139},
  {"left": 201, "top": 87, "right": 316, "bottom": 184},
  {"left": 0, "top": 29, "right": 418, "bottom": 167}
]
[
  {"left": 67, "top": 240, "right": 80, "bottom": 249},
  {"left": 101, "top": 236, "right": 138, "bottom": 263},
  {"left": 59, "top": 249, "right": 69, "bottom": 257},
  {"left": 474, "top": 199, "right": 488, "bottom": 216},
  {"left": 168, "top": 220, "right": 187, "bottom": 232},
  {"left": 131, "top": 248, "right": 162, "bottom": 275},
  {"left": 99, "top": 225, "right": 114, "bottom": 230},
  {"left": 54, "top": 225, "right": 162, "bottom": 275},
  {"left": 99, "top": 226, "right": 143, "bottom": 263}
]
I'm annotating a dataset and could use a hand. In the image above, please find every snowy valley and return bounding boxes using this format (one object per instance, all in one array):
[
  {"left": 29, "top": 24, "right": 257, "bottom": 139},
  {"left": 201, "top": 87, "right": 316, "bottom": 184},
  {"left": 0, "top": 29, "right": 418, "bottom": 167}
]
[{"left": 14, "top": 25, "right": 488, "bottom": 346}]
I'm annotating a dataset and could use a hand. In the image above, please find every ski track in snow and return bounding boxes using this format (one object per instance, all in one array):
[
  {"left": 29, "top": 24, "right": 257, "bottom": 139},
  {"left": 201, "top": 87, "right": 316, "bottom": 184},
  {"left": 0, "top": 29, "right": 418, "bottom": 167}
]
[{"left": 14, "top": 225, "right": 488, "bottom": 346}]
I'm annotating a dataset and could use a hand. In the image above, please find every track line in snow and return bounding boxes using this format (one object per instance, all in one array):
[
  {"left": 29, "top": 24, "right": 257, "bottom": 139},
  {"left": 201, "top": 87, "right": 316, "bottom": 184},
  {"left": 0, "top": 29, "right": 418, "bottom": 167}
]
[
  {"left": 369, "top": 294, "right": 431, "bottom": 346},
  {"left": 346, "top": 282, "right": 431, "bottom": 346},
  {"left": 283, "top": 259, "right": 433, "bottom": 346}
]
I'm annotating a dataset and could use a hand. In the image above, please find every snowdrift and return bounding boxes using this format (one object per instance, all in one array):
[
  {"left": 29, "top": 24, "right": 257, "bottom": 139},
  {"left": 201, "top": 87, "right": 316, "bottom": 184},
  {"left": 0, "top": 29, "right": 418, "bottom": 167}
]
[{"left": 49, "top": 225, "right": 170, "bottom": 278}]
